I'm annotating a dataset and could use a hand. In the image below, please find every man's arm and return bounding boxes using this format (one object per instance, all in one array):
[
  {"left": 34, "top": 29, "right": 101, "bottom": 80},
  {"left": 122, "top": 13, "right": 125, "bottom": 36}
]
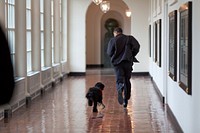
[
  {"left": 130, "top": 36, "right": 140, "bottom": 57},
  {"left": 107, "top": 38, "right": 115, "bottom": 57}
]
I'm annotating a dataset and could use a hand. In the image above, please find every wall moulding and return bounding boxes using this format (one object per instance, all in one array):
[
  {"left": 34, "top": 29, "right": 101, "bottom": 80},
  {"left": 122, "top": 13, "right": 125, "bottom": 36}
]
[
  {"left": 169, "top": 0, "right": 178, "bottom": 6},
  {"left": 157, "top": 6, "right": 162, "bottom": 15},
  {"left": 152, "top": 0, "right": 157, "bottom": 17},
  {"left": 157, "top": 0, "right": 162, "bottom": 15}
]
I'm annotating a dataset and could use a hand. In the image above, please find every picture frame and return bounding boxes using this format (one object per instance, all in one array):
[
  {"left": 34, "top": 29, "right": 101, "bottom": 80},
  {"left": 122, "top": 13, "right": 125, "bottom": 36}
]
[
  {"left": 156, "top": 19, "right": 162, "bottom": 67},
  {"left": 179, "top": 1, "right": 192, "bottom": 95},
  {"left": 168, "top": 10, "right": 177, "bottom": 81},
  {"left": 153, "top": 21, "right": 157, "bottom": 62},
  {"left": 149, "top": 25, "right": 151, "bottom": 57}
]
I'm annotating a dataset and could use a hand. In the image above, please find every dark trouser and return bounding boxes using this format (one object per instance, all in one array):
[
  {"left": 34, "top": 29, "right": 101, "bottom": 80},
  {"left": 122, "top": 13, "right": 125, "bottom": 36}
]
[{"left": 114, "top": 61, "right": 133, "bottom": 100}]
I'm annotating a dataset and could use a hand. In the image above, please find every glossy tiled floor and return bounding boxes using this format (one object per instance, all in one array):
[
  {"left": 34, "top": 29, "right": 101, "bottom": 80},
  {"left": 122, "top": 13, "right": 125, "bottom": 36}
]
[{"left": 0, "top": 69, "right": 179, "bottom": 133}]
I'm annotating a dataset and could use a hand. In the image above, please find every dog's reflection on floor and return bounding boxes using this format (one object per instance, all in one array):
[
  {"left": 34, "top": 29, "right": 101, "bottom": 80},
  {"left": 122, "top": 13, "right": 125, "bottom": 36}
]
[
  {"left": 91, "top": 103, "right": 105, "bottom": 119},
  {"left": 91, "top": 113, "right": 104, "bottom": 119}
]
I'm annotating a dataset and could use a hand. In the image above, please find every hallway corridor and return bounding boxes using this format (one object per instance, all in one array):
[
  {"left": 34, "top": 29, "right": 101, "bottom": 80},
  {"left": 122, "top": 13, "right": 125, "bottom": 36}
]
[{"left": 0, "top": 69, "right": 180, "bottom": 133}]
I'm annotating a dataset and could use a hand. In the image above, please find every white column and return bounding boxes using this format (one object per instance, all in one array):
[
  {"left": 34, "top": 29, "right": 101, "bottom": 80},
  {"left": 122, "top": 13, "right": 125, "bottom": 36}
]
[
  {"left": 54, "top": 0, "right": 60, "bottom": 63},
  {"left": 15, "top": 0, "right": 26, "bottom": 77},
  {"left": 62, "top": 0, "right": 67, "bottom": 62},
  {"left": 32, "top": 0, "right": 41, "bottom": 71},
  {"left": 15, "top": 0, "right": 28, "bottom": 96},
  {"left": 61, "top": 0, "right": 68, "bottom": 74},
  {"left": 44, "top": 0, "right": 52, "bottom": 67}
]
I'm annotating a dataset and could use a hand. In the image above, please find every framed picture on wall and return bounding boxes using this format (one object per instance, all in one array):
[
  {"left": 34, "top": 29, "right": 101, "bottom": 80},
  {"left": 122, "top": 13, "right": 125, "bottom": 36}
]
[
  {"left": 168, "top": 10, "right": 177, "bottom": 81},
  {"left": 153, "top": 21, "right": 157, "bottom": 62},
  {"left": 149, "top": 25, "right": 151, "bottom": 57},
  {"left": 179, "top": 1, "right": 192, "bottom": 95},
  {"left": 156, "top": 19, "right": 162, "bottom": 67}
]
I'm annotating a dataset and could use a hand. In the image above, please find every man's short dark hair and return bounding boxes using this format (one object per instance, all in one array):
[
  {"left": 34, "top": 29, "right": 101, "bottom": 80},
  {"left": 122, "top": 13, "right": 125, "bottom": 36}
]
[{"left": 114, "top": 27, "right": 123, "bottom": 33}]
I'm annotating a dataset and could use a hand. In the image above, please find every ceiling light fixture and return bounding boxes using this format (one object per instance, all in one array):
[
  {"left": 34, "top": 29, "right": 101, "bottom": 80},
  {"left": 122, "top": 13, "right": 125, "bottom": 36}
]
[
  {"left": 125, "top": 10, "right": 131, "bottom": 17},
  {"left": 92, "top": 0, "right": 103, "bottom": 5},
  {"left": 100, "top": 1, "right": 110, "bottom": 13}
]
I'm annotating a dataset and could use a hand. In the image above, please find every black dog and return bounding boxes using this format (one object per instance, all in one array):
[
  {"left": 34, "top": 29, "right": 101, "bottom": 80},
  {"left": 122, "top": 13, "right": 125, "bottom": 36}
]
[{"left": 86, "top": 82, "right": 105, "bottom": 112}]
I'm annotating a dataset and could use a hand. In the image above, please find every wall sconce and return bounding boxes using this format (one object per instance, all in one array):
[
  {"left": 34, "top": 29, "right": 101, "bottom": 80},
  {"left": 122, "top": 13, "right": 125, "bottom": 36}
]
[
  {"left": 100, "top": 1, "right": 110, "bottom": 13},
  {"left": 125, "top": 10, "right": 131, "bottom": 17},
  {"left": 92, "top": 0, "right": 102, "bottom": 5}
]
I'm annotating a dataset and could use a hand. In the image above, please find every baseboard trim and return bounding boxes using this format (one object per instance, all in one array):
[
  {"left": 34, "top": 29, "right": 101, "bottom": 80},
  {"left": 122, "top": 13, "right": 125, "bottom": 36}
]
[
  {"left": 151, "top": 76, "right": 183, "bottom": 132},
  {"left": 86, "top": 64, "right": 104, "bottom": 68},
  {"left": 68, "top": 72, "right": 86, "bottom": 76},
  {"left": 62, "top": 72, "right": 68, "bottom": 79},
  {"left": 151, "top": 76, "right": 165, "bottom": 104},
  {"left": 166, "top": 104, "right": 184, "bottom": 133},
  {"left": 131, "top": 72, "right": 149, "bottom": 76}
]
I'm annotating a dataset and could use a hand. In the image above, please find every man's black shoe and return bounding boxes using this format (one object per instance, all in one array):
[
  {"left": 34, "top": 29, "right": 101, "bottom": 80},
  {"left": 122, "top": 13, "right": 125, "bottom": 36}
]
[{"left": 123, "top": 99, "right": 128, "bottom": 108}]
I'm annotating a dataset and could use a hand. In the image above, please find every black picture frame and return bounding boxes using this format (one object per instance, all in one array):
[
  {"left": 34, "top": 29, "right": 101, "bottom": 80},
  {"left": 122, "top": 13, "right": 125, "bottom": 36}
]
[
  {"left": 156, "top": 19, "right": 162, "bottom": 67},
  {"left": 153, "top": 22, "right": 157, "bottom": 62},
  {"left": 179, "top": 1, "right": 192, "bottom": 95},
  {"left": 149, "top": 25, "right": 151, "bottom": 57},
  {"left": 168, "top": 10, "right": 177, "bottom": 81}
]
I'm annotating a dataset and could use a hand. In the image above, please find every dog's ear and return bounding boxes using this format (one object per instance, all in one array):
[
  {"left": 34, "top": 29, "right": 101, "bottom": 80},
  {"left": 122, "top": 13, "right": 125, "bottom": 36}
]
[
  {"left": 86, "top": 92, "right": 89, "bottom": 98},
  {"left": 95, "top": 82, "right": 105, "bottom": 90},
  {"left": 86, "top": 91, "right": 92, "bottom": 98}
]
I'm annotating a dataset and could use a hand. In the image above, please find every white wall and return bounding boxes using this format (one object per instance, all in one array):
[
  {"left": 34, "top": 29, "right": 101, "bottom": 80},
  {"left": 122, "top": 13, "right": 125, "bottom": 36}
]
[
  {"left": 131, "top": 0, "right": 150, "bottom": 72},
  {"left": 86, "top": 3, "right": 103, "bottom": 65},
  {"left": 191, "top": 1, "right": 200, "bottom": 132},
  {"left": 68, "top": 0, "right": 91, "bottom": 72},
  {"left": 149, "top": 0, "right": 165, "bottom": 97},
  {"left": 167, "top": 0, "right": 200, "bottom": 132},
  {"left": 150, "top": 0, "right": 200, "bottom": 132}
]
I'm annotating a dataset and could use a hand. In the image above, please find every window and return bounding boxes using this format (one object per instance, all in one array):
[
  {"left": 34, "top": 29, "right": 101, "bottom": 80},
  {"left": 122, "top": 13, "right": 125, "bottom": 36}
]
[
  {"left": 51, "top": 0, "right": 54, "bottom": 64},
  {"left": 40, "top": 0, "right": 44, "bottom": 67},
  {"left": 5, "top": 0, "right": 15, "bottom": 74},
  {"left": 26, "top": 0, "right": 32, "bottom": 72}
]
